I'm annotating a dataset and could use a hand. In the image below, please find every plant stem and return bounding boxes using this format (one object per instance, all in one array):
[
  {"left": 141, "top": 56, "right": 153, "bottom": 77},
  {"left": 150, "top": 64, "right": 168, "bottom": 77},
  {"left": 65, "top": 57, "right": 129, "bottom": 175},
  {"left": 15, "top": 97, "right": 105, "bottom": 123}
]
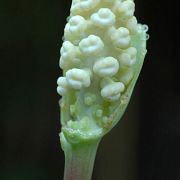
[{"left": 63, "top": 139, "right": 100, "bottom": 180}]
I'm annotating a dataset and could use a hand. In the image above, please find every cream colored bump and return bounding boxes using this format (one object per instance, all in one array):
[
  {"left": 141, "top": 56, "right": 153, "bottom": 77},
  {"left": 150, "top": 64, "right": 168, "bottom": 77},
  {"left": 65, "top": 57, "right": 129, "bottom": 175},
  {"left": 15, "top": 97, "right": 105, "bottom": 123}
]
[
  {"left": 93, "top": 57, "right": 119, "bottom": 77},
  {"left": 91, "top": 8, "right": 115, "bottom": 28},
  {"left": 119, "top": 68, "right": 133, "bottom": 85},
  {"left": 80, "top": 0, "right": 100, "bottom": 10},
  {"left": 125, "top": 16, "right": 138, "bottom": 34},
  {"left": 115, "top": 0, "right": 135, "bottom": 19},
  {"left": 111, "top": 27, "right": 131, "bottom": 49},
  {"left": 71, "top": 0, "right": 100, "bottom": 14},
  {"left": 66, "top": 68, "right": 91, "bottom": 89},
  {"left": 119, "top": 47, "right": 137, "bottom": 67},
  {"left": 60, "top": 41, "right": 76, "bottom": 60},
  {"left": 57, "top": 77, "right": 68, "bottom": 95},
  {"left": 60, "top": 41, "right": 80, "bottom": 69},
  {"left": 65, "top": 15, "right": 87, "bottom": 36},
  {"left": 79, "top": 35, "right": 104, "bottom": 56},
  {"left": 101, "top": 80, "right": 125, "bottom": 102}
]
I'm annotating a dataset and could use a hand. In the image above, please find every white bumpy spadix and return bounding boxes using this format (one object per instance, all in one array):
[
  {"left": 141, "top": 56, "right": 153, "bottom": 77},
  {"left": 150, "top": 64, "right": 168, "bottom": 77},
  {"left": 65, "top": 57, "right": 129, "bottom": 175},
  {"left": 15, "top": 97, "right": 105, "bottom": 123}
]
[{"left": 57, "top": 0, "right": 148, "bottom": 144}]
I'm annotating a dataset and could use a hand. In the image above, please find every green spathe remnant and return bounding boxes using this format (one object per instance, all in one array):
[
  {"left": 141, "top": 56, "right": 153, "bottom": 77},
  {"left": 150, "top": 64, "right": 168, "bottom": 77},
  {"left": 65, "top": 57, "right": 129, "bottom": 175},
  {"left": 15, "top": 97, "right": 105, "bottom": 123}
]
[{"left": 57, "top": 0, "right": 148, "bottom": 179}]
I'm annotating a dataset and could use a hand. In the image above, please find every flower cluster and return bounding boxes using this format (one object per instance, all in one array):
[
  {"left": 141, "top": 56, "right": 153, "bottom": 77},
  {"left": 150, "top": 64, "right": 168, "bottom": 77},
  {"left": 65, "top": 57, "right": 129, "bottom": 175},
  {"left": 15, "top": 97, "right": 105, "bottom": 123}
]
[{"left": 57, "top": 0, "right": 148, "bottom": 142}]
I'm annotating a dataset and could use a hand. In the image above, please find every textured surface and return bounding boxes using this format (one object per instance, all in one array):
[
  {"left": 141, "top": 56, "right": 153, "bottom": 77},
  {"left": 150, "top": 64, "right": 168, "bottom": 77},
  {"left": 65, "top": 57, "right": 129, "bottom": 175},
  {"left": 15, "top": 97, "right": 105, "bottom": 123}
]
[
  {"left": 1, "top": 0, "right": 180, "bottom": 179},
  {"left": 57, "top": 0, "right": 148, "bottom": 144}
]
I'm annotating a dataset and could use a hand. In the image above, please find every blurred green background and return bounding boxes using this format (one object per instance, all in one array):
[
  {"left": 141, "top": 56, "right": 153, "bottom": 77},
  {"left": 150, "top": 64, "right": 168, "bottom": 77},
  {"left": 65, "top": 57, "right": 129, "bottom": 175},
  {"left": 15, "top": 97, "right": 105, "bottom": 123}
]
[{"left": 0, "top": 0, "right": 179, "bottom": 179}]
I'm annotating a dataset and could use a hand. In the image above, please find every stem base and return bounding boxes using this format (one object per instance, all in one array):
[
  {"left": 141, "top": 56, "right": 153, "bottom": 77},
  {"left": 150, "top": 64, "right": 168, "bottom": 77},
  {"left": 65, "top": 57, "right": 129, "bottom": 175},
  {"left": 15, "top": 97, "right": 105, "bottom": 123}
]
[{"left": 63, "top": 139, "right": 100, "bottom": 180}]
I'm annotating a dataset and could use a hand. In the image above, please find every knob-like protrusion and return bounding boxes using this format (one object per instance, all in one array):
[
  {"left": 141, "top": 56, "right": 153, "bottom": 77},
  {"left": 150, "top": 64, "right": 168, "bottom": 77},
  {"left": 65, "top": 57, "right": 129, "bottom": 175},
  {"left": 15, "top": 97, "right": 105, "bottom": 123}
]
[
  {"left": 114, "top": 0, "right": 135, "bottom": 19},
  {"left": 57, "top": 77, "right": 69, "bottom": 95},
  {"left": 91, "top": 8, "right": 115, "bottom": 28},
  {"left": 111, "top": 27, "right": 131, "bottom": 49},
  {"left": 100, "top": 78, "right": 125, "bottom": 102},
  {"left": 79, "top": 35, "right": 104, "bottom": 56},
  {"left": 65, "top": 15, "right": 87, "bottom": 36},
  {"left": 125, "top": 16, "right": 138, "bottom": 34},
  {"left": 60, "top": 41, "right": 80, "bottom": 69},
  {"left": 71, "top": 0, "right": 100, "bottom": 14},
  {"left": 93, "top": 57, "right": 119, "bottom": 77},
  {"left": 119, "top": 47, "right": 137, "bottom": 67},
  {"left": 66, "top": 68, "right": 91, "bottom": 89}
]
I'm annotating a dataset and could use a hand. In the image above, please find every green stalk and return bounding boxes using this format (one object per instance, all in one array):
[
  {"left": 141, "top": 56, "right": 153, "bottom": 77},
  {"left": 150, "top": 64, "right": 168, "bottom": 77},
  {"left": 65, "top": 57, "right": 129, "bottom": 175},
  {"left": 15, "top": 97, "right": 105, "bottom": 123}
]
[{"left": 63, "top": 139, "right": 100, "bottom": 180}]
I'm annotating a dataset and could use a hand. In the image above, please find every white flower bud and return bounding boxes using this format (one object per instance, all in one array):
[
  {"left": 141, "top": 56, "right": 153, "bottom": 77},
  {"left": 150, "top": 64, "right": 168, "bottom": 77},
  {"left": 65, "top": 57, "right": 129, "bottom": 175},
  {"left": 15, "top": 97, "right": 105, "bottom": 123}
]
[
  {"left": 57, "top": 77, "right": 68, "bottom": 95},
  {"left": 66, "top": 68, "right": 91, "bottom": 89},
  {"left": 71, "top": 0, "right": 100, "bottom": 14},
  {"left": 60, "top": 41, "right": 76, "bottom": 60},
  {"left": 80, "top": 0, "right": 100, "bottom": 10},
  {"left": 119, "top": 68, "right": 134, "bottom": 85},
  {"left": 119, "top": 47, "right": 137, "bottom": 67},
  {"left": 111, "top": 27, "right": 131, "bottom": 49},
  {"left": 91, "top": 8, "right": 115, "bottom": 28},
  {"left": 93, "top": 57, "right": 119, "bottom": 77},
  {"left": 101, "top": 81, "right": 125, "bottom": 102},
  {"left": 65, "top": 15, "right": 87, "bottom": 36},
  {"left": 125, "top": 16, "right": 138, "bottom": 34},
  {"left": 115, "top": 0, "right": 135, "bottom": 19},
  {"left": 79, "top": 35, "right": 104, "bottom": 56},
  {"left": 60, "top": 41, "right": 80, "bottom": 69}
]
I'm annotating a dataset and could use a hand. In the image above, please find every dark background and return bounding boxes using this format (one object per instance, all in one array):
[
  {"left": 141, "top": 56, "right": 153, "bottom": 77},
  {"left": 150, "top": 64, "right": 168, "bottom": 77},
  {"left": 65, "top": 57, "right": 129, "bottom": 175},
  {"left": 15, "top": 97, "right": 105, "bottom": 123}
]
[{"left": 0, "top": 0, "right": 179, "bottom": 179}]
